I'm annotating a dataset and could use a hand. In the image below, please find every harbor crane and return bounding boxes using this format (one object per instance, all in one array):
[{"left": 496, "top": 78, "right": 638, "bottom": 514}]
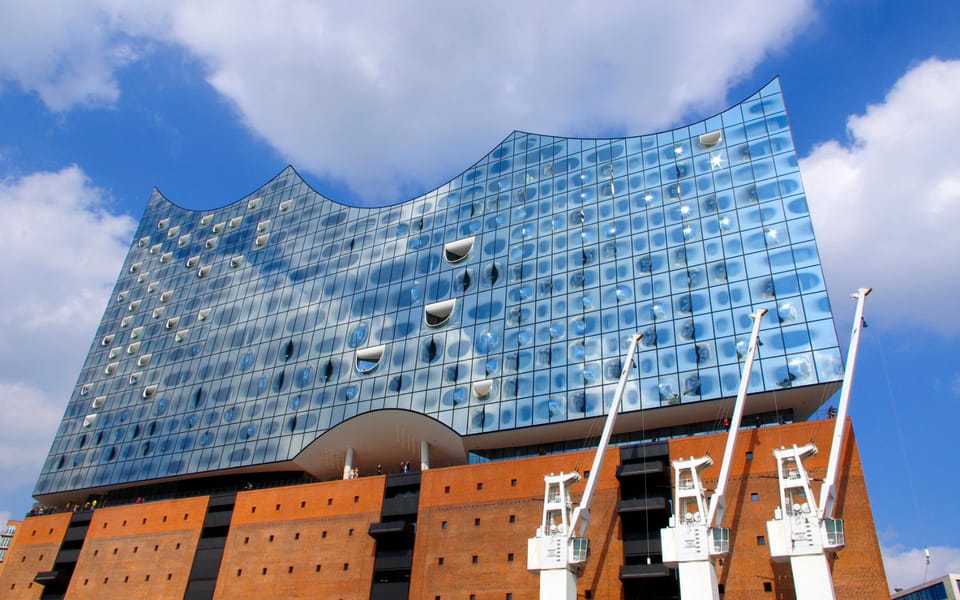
[
  {"left": 766, "top": 288, "right": 871, "bottom": 599},
  {"left": 527, "top": 332, "right": 643, "bottom": 600},
  {"left": 659, "top": 309, "right": 767, "bottom": 600}
]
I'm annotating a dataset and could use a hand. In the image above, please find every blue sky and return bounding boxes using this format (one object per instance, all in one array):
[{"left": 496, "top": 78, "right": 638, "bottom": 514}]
[{"left": 1, "top": 1, "right": 958, "bottom": 591}]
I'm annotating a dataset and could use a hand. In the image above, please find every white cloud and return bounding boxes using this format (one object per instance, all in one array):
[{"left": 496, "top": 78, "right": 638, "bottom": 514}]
[
  {"left": 0, "top": 1, "right": 816, "bottom": 200},
  {"left": 800, "top": 58, "right": 960, "bottom": 336},
  {"left": 166, "top": 0, "right": 815, "bottom": 201},
  {"left": 0, "top": 2, "right": 149, "bottom": 110},
  {"left": 0, "top": 383, "right": 64, "bottom": 486},
  {"left": 0, "top": 167, "right": 135, "bottom": 512},
  {"left": 883, "top": 543, "right": 960, "bottom": 593}
]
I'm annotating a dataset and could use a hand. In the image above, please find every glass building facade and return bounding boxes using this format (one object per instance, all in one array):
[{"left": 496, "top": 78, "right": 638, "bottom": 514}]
[{"left": 35, "top": 78, "right": 841, "bottom": 499}]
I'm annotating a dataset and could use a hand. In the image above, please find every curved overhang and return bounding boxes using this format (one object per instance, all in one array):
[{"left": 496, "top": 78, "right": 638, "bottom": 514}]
[{"left": 293, "top": 409, "right": 468, "bottom": 479}]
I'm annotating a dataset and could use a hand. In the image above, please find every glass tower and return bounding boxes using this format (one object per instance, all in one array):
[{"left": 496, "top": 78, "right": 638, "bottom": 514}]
[{"left": 35, "top": 78, "right": 841, "bottom": 501}]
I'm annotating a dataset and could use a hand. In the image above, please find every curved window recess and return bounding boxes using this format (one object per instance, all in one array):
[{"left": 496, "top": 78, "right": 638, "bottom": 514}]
[
  {"left": 130, "top": 326, "right": 144, "bottom": 340},
  {"left": 91, "top": 395, "right": 106, "bottom": 409},
  {"left": 129, "top": 372, "right": 141, "bottom": 385},
  {"left": 147, "top": 281, "right": 159, "bottom": 293},
  {"left": 138, "top": 236, "right": 150, "bottom": 248},
  {"left": 205, "top": 236, "right": 219, "bottom": 250},
  {"left": 212, "top": 221, "right": 225, "bottom": 233},
  {"left": 142, "top": 384, "right": 158, "bottom": 399},
  {"left": 152, "top": 307, "right": 164, "bottom": 319},
  {"left": 230, "top": 255, "right": 244, "bottom": 268},
  {"left": 157, "top": 218, "right": 170, "bottom": 230},
  {"left": 425, "top": 299, "right": 457, "bottom": 327},
  {"left": 254, "top": 233, "right": 270, "bottom": 247},
  {"left": 200, "top": 214, "right": 213, "bottom": 226},
  {"left": 197, "top": 308, "right": 211, "bottom": 322},
  {"left": 322, "top": 360, "right": 335, "bottom": 382},
  {"left": 186, "top": 256, "right": 199, "bottom": 268},
  {"left": 137, "top": 353, "right": 152, "bottom": 367},
  {"left": 166, "top": 225, "right": 180, "bottom": 239},
  {"left": 104, "top": 362, "right": 118, "bottom": 375},
  {"left": 116, "top": 290, "right": 129, "bottom": 303},
  {"left": 229, "top": 216, "right": 243, "bottom": 228},
  {"left": 256, "top": 219, "right": 271, "bottom": 233},
  {"left": 177, "top": 234, "right": 190, "bottom": 247},
  {"left": 160, "top": 291, "right": 173, "bottom": 303},
  {"left": 120, "top": 316, "right": 132, "bottom": 328},
  {"left": 165, "top": 316, "right": 181, "bottom": 330},
  {"left": 160, "top": 252, "right": 172, "bottom": 264},
  {"left": 355, "top": 345, "right": 385, "bottom": 374},
  {"left": 149, "top": 244, "right": 162, "bottom": 255},
  {"left": 101, "top": 334, "right": 115, "bottom": 346},
  {"left": 128, "top": 300, "right": 141, "bottom": 312},
  {"left": 699, "top": 130, "right": 723, "bottom": 147},
  {"left": 108, "top": 347, "right": 120, "bottom": 360},
  {"left": 80, "top": 384, "right": 91, "bottom": 396},
  {"left": 444, "top": 236, "right": 475, "bottom": 263},
  {"left": 82, "top": 414, "right": 97, "bottom": 428},
  {"left": 174, "top": 329, "right": 189, "bottom": 343},
  {"left": 136, "top": 271, "right": 149, "bottom": 283},
  {"left": 472, "top": 379, "right": 494, "bottom": 400},
  {"left": 278, "top": 199, "right": 293, "bottom": 213},
  {"left": 129, "top": 262, "right": 142, "bottom": 274},
  {"left": 248, "top": 197, "right": 261, "bottom": 210},
  {"left": 126, "top": 342, "right": 141, "bottom": 355},
  {"left": 197, "top": 265, "right": 211, "bottom": 278}
]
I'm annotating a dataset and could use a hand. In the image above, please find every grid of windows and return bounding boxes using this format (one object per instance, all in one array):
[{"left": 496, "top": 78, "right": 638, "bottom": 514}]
[{"left": 35, "top": 79, "right": 841, "bottom": 496}]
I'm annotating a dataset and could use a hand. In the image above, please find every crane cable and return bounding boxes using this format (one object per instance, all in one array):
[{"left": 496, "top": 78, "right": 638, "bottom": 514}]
[{"left": 876, "top": 330, "right": 928, "bottom": 583}]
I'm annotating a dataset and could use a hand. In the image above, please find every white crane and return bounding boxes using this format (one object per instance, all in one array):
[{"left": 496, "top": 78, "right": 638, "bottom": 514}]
[
  {"left": 660, "top": 308, "right": 767, "bottom": 600},
  {"left": 527, "top": 333, "right": 643, "bottom": 600},
  {"left": 766, "top": 287, "right": 871, "bottom": 599}
]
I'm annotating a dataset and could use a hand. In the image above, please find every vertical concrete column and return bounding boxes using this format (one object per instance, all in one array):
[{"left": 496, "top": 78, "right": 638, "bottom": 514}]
[
  {"left": 343, "top": 447, "right": 354, "bottom": 480},
  {"left": 420, "top": 440, "right": 430, "bottom": 471}
]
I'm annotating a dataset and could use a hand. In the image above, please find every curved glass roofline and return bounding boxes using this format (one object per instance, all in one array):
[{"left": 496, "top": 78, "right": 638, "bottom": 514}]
[{"left": 148, "top": 77, "right": 784, "bottom": 213}]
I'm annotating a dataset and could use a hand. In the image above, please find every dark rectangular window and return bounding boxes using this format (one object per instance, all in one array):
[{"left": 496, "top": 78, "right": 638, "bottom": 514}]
[
  {"left": 472, "top": 555, "right": 478, "bottom": 564},
  {"left": 763, "top": 582, "right": 772, "bottom": 592},
  {"left": 438, "top": 557, "right": 444, "bottom": 565},
  {"left": 751, "top": 492, "right": 759, "bottom": 501},
  {"left": 507, "top": 553, "right": 514, "bottom": 561},
  {"left": 511, "top": 479, "right": 517, "bottom": 487},
  {"left": 757, "top": 536, "right": 766, "bottom": 545},
  {"left": 509, "top": 514, "right": 516, "bottom": 523}
]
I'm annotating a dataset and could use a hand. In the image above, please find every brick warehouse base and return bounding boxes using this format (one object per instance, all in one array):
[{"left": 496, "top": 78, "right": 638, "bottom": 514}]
[{"left": 0, "top": 419, "right": 887, "bottom": 599}]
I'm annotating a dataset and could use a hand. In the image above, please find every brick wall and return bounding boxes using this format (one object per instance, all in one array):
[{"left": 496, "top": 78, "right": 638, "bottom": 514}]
[
  {"left": 213, "top": 477, "right": 384, "bottom": 599},
  {"left": 0, "top": 512, "right": 72, "bottom": 599},
  {"left": 65, "top": 496, "right": 208, "bottom": 599},
  {"left": 411, "top": 448, "right": 623, "bottom": 600}
]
